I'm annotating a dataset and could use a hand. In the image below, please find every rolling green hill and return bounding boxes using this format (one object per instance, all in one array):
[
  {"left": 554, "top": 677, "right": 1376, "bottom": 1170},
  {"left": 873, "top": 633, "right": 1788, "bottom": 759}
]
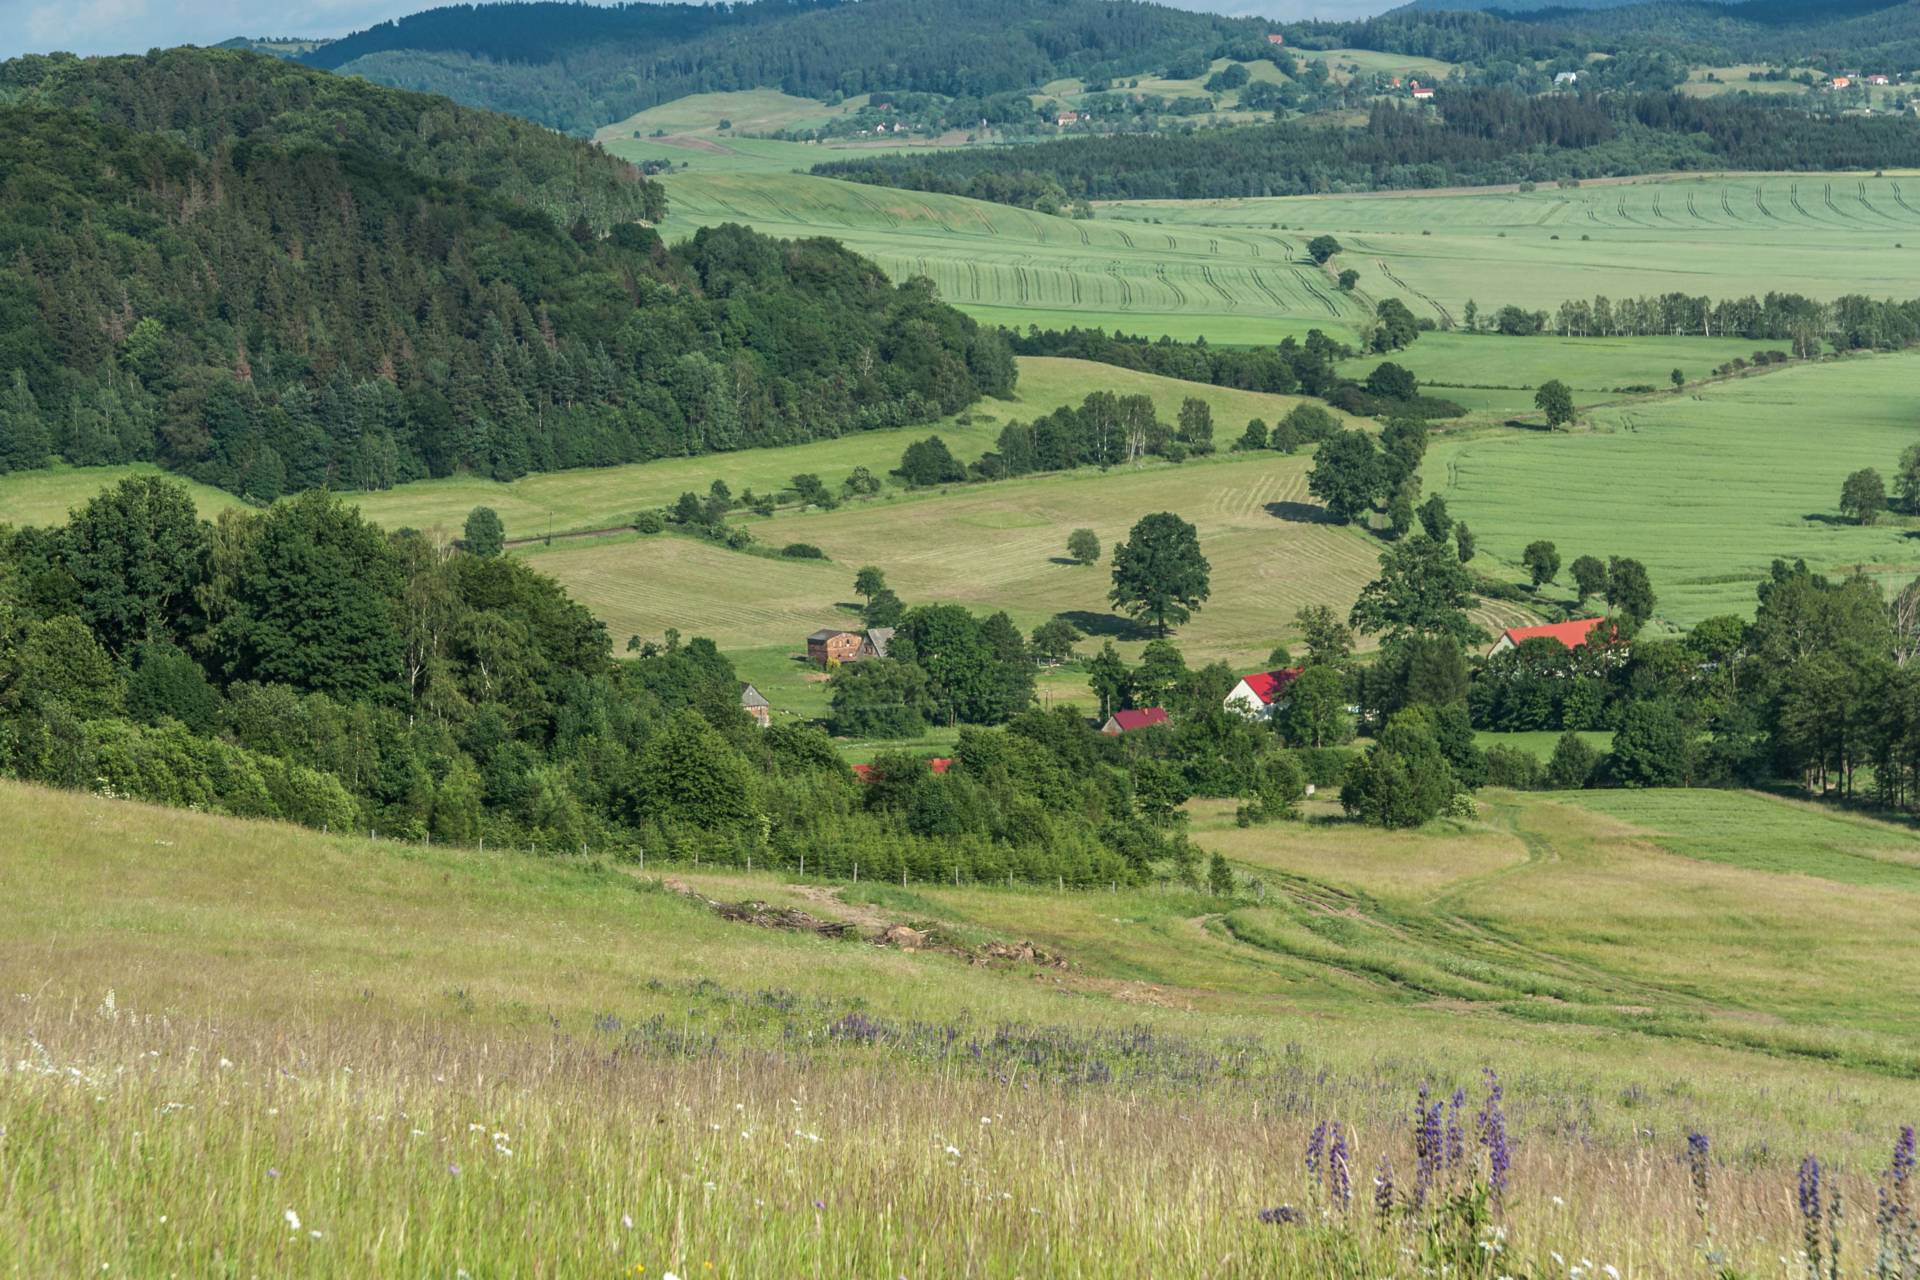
[{"left": 5, "top": 775, "right": 1918, "bottom": 1272}]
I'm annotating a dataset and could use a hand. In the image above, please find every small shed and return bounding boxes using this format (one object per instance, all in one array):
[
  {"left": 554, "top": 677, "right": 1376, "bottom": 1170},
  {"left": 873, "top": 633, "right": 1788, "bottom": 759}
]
[{"left": 739, "top": 682, "right": 771, "bottom": 728}]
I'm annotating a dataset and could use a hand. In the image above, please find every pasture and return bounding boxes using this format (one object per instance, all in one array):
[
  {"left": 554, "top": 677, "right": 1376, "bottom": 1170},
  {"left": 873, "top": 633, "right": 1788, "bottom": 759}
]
[
  {"left": 516, "top": 413, "right": 1547, "bottom": 717},
  {"left": 4, "top": 777, "right": 1918, "bottom": 1273},
  {"left": 1427, "top": 350, "right": 1920, "bottom": 626},
  {"left": 594, "top": 88, "right": 866, "bottom": 141}
]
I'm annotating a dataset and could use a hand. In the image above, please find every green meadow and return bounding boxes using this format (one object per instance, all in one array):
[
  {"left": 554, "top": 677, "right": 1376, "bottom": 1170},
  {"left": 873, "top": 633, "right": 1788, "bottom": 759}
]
[
  {"left": 1429, "top": 350, "right": 1920, "bottom": 626},
  {"left": 5, "top": 777, "right": 1918, "bottom": 1273}
]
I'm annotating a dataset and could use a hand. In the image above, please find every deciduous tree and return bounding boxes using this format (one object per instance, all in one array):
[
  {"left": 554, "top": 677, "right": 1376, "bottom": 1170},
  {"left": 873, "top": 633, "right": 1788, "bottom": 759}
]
[{"left": 1109, "top": 513, "right": 1211, "bottom": 636}]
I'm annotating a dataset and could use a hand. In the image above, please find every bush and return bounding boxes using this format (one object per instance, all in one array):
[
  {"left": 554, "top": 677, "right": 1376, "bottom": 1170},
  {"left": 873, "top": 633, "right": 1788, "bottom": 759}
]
[
  {"left": 633, "top": 510, "right": 666, "bottom": 534},
  {"left": 1483, "top": 744, "right": 1544, "bottom": 790},
  {"left": 1293, "top": 746, "right": 1359, "bottom": 789},
  {"left": 1546, "top": 731, "right": 1600, "bottom": 790},
  {"left": 781, "top": 543, "right": 827, "bottom": 559}
]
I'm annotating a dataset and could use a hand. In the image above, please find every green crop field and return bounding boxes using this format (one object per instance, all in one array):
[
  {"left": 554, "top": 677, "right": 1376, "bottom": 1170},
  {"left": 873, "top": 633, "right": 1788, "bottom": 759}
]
[
  {"left": 6, "top": 777, "right": 1919, "bottom": 1273},
  {"left": 1103, "top": 172, "right": 1920, "bottom": 323},
  {"left": 1428, "top": 350, "right": 1920, "bottom": 626},
  {"left": 655, "top": 168, "right": 1375, "bottom": 343},
  {"left": 636, "top": 152, "right": 1920, "bottom": 358}
]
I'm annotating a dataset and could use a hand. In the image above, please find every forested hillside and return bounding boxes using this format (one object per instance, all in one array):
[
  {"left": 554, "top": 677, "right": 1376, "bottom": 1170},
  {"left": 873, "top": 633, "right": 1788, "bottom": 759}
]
[
  {"left": 0, "top": 477, "right": 1193, "bottom": 883},
  {"left": 0, "top": 50, "right": 1012, "bottom": 498},
  {"left": 305, "top": 0, "right": 1274, "bottom": 135},
  {"left": 818, "top": 89, "right": 1920, "bottom": 203}
]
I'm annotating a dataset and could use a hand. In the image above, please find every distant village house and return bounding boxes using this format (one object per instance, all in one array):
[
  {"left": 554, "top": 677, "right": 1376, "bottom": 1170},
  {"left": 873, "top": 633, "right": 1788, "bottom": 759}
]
[
  {"left": 806, "top": 627, "right": 895, "bottom": 667},
  {"left": 1223, "top": 668, "right": 1303, "bottom": 721},
  {"left": 739, "top": 682, "right": 771, "bottom": 729},
  {"left": 1100, "top": 706, "right": 1169, "bottom": 736},
  {"left": 1487, "top": 617, "right": 1609, "bottom": 658},
  {"left": 1410, "top": 81, "right": 1436, "bottom": 100},
  {"left": 1266, "top": 33, "right": 1286, "bottom": 45},
  {"left": 1055, "top": 110, "right": 1080, "bottom": 126}
]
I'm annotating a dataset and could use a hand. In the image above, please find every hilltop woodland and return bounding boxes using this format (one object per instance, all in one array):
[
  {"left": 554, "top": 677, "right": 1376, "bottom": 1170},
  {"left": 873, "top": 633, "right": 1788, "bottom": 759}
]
[
  {"left": 301, "top": 0, "right": 1278, "bottom": 135},
  {"left": 818, "top": 89, "right": 1920, "bottom": 205},
  {"left": 0, "top": 50, "right": 1013, "bottom": 499}
]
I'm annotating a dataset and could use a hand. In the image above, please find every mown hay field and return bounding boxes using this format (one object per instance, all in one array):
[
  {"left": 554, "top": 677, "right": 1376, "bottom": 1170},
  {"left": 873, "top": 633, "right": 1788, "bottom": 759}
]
[
  {"left": 4, "top": 779, "right": 1918, "bottom": 1274},
  {"left": 1428, "top": 350, "right": 1920, "bottom": 626}
]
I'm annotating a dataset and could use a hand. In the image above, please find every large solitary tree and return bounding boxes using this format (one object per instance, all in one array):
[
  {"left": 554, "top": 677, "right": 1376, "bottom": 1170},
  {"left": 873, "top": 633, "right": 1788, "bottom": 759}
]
[
  {"left": 1534, "top": 380, "right": 1575, "bottom": 428},
  {"left": 1109, "top": 512, "right": 1211, "bottom": 636},
  {"left": 1308, "top": 429, "right": 1382, "bottom": 524},
  {"left": 463, "top": 506, "right": 504, "bottom": 558},
  {"left": 1522, "top": 540, "right": 1560, "bottom": 589},
  {"left": 1307, "top": 234, "right": 1343, "bottom": 265},
  {"left": 1840, "top": 467, "right": 1886, "bottom": 525}
]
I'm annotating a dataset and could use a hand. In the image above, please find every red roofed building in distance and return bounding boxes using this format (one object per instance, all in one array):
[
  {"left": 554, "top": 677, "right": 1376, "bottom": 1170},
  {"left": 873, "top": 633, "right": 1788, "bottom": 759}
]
[
  {"left": 1410, "top": 81, "right": 1436, "bottom": 100},
  {"left": 1266, "top": 32, "right": 1285, "bottom": 45},
  {"left": 850, "top": 757, "right": 952, "bottom": 783},
  {"left": 1100, "top": 706, "right": 1169, "bottom": 735},
  {"left": 1488, "top": 617, "right": 1609, "bottom": 657},
  {"left": 1224, "top": 668, "right": 1303, "bottom": 721}
]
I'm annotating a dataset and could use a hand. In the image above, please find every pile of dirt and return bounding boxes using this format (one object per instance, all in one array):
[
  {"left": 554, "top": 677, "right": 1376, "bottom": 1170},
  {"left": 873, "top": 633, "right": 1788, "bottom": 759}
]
[
  {"left": 661, "top": 879, "right": 1067, "bottom": 969},
  {"left": 712, "top": 899, "right": 856, "bottom": 938}
]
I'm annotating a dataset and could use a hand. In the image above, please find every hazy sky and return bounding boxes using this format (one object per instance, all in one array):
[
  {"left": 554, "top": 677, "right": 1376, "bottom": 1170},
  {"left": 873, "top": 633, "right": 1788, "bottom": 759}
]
[{"left": 2, "top": 0, "right": 1399, "bottom": 61}]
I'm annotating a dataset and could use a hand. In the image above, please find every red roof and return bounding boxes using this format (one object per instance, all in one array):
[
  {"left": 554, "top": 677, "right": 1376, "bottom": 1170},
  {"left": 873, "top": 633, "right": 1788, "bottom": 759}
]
[
  {"left": 1107, "top": 707, "right": 1169, "bottom": 732},
  {"left": 851, "top": 757, "right": 951, "bottom": 783},
  {"left": 1499, "top": 617, "right": 1607, "bottom": 650},
  {"left": 1237, "top": 668, "right": 1303, "bottom": 705}
]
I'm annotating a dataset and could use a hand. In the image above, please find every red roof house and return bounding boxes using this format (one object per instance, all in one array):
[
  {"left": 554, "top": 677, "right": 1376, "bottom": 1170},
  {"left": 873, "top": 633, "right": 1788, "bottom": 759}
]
[
  {"left": 1100, "top": 706, "right": 1170, "bottom": 735},
  {"left": 1266, "top": 33, "right": 1286, "bottom": 45},
  {"left": 1488, "top": 617, "right": 1609, "bottom": 656},
  {"left": 1224, "top": 668, "right": 1303, "bottom": 720},
  {"left": 851, "top": 757, "right": 952, "bottom": 783}
]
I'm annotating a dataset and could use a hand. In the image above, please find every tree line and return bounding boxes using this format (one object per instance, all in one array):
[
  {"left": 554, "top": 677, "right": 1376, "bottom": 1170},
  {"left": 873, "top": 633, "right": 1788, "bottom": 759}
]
[
  {"left": 0, "top": 50, "right": 1013, "bottom": 498},
  {"left": 1465, "top": 290, "right": 1920, "bottom": 353},
  {"left": 815, "top": 89, "right": 1920, "bottom": 206}
]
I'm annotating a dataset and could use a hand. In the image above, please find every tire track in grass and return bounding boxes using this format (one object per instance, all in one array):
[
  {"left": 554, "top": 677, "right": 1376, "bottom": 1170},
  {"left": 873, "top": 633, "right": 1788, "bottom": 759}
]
[
  {"left": 1290, "top": 267, "right": 1339, "bottom": 317},
  {"left": 1106, "top": 261, "right": 1133, "bottom": 307},
  {"left": 1200, "top": 265, "right": 1237, "bottom": 306},
  {"left": 1154, "top": 263, "right": 1188, "bottom": 307},
  {"left": 1116, "top": 228, "right": 1135, "bottom": 248},
  {"left": 1245, "top": 268, "right": 1287, "bottom": 310},
  {"left": 1754, "top": 184, "right": 1785, "bottom": 224},
  {"left": 1892, "top": 182, "right": 1920, "bottom": 219},
  {"left": 1373, "top": 258, "right": 1452, "bottom": 326},
  {"left": 966, "top": 260, "right": 981, "bottom": 300}
]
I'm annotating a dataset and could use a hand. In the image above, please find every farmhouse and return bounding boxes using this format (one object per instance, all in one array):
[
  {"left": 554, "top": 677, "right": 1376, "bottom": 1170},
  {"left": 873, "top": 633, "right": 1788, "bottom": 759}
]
[
  {"left": 739, "top": 682, "right": 771, "bottom": 728},
  {"left": 806, "top": 627, "right": 896, "bottom": 667},
  {"left": 1055, "top": 110, "right": 1080, "bottom": 126},
  {"left": 1224, "top": 668, "right": 1303, "bottom": 721},
  {"left": 1266, "top": 33, "right": 1285, "bottom": 45},
  {"left": 1100, "top": 706, "right": 1169, "bottom": 735},
  {"left": 1554, "top": 70, "right": 1579, "bottom": 86},
  {"left": 1410, "top": 82, "right": 1436, "bottom": 100},
  {"left": 1487, "top": 617, "right": 1609, "bottom": 658},
  {"left": 1831, "top": 76, "right": 1853, "bottom": 90},
  {"left": 1868, "top": 74, "right": 1892, "bottom": 85}
]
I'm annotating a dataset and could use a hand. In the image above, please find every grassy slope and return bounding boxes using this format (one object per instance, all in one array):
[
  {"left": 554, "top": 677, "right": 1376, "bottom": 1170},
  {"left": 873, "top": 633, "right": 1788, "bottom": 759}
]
[
  {"left": 1428, "top": 350, "right": 1920, "bottom": 626},
  {"left": 4, "top": 778, "right": 1918, "bottom": 1272}
]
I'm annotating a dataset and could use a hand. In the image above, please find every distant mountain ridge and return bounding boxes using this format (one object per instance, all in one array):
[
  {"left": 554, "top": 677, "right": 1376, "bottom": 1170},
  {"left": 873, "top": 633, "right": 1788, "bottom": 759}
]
[{"left": 291, "top": 0, "right": 1279, "bottom": 134}]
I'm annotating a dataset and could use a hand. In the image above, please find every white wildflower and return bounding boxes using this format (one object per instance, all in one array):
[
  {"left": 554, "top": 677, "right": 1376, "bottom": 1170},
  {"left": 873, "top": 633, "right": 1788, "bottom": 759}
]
[{"left": 284, "top": 1209, "right": 301, "bottom": 1232}]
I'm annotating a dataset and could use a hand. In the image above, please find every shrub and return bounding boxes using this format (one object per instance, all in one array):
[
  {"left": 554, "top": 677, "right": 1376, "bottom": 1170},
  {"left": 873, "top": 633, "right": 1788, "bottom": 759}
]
[
  {"left": 1484, "top": 744, "right": 1544, "bottom": 790},
  {"left": 633, "top": 510, "right": 666, "bottom": 534},
  {"left": 781, "top": 543, "right": 827, "bottom": 559}
]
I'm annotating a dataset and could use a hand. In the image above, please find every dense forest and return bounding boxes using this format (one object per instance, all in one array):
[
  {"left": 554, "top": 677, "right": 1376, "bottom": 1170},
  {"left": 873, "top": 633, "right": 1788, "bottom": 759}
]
[
  {"left": 0, "top": 50, "right": 1012, "bottom": 497},
  {"left": 817, "top": 89, "right": 1920, "bottom": 204},
  {"left": 303, "top": 0, "right": 1279, "bottom": 135}
]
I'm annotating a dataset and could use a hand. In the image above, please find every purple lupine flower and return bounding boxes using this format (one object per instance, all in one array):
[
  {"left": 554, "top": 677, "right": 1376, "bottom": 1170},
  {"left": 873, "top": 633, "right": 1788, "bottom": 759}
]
[
  {"left": 1476, "top": 1068, "right": 1511, "bottom": 1207},
  {"left": 1687, "top": 1131, "right": 1711, "bottom": 1217},
  {"left": 1373, "top": 1158, "right": 1395, "bottom": 1217},
  {"left": 1799, "top": 1155, "right": 1824, "bottom": 1275},
  {"left": 1895, "top": 1125, "right": 1916, "bottom": 1208},
  {"left": 1445, "top": 1087, "right": 1467, "bottom": 1173},
  {"left": 1413, "top": 1085, "right": 1443, "bottom": 1208},
  {"left": 1329, "top": 1122, "right": 1352, "bottom": 1213},
  {"left": 1305, "top": 1119, "right": 1328, "bottom": 1191},
  {"left": 1257, "top": 1204, "right": 1301, "bottom": 1225}
]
